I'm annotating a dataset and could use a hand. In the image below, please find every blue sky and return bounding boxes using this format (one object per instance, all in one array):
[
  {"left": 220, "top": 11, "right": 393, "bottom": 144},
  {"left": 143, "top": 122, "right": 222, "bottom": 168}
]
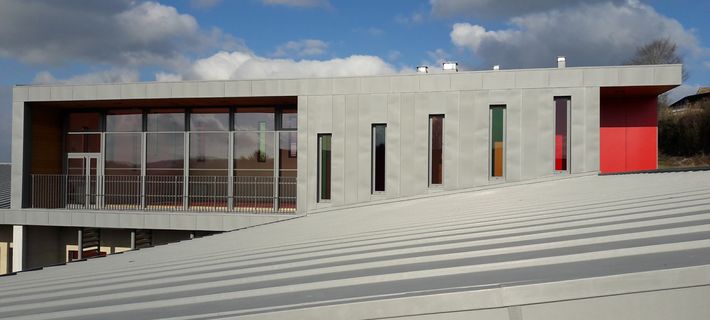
[{"left": 0, "top": 0, "right": 708, "bottom": 162}]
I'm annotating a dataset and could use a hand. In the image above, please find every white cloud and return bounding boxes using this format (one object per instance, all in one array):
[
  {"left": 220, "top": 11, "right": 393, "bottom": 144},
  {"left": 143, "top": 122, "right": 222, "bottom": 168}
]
[
  {"left": 273, "top": 39, "right": 328, "bottom": 58},
  {"left": 387, "top": 50, "right": 402, "bottom": 61},
  {"left": 431, "top": 0, "right": 624, "bottom": 18},
  {"left": 33, "top": 69, "right": 140, "bottom": 85},
  {"left": 0, "top": 0, "right": 233, "bottom": 67},
  {"left": 261, "top": 0, "right": 330, "bottom": 8},
  {"left": 159, "top": 51, "right": 397, "bottom": 81},
  {"left": 450, "top": 1, "right": 701, "bottom": 69},
  {"left": 426, "top": 48, "right": 451, "bottom": 66}
]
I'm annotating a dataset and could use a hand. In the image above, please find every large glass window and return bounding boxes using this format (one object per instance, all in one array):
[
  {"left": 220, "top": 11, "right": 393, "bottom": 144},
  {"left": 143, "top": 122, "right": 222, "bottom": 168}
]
[
  {"left": 555, "top": 97, "right": 570, "bottom": 172},
  {"left": 372, "top": 124, "right": 386, "bottom": 193},
  {"left": 190, "top": 132, "right": 229, "bottom": 207},
  {"left": 235, "top": 107, "right": 275, "bottom": 131},
  {"left": 67, "top": 112, "right": 101, "bottom": 132},
  {"left": 146, "top": 133, "right": 184, "bottom": 207},
  {"left": 279, "top": 106, "right": 298, "bottom": 130},
  {"left": 318, "top": 134, "right": 331, "bottom": 202},
  {"left": 105, "top": 133, "right": 141, "bottom": 176},
  {"left": 190, "top": 108, "right": 229, "bottom": 131},
  {"left": 147, "top": 109, "right": 184, "bottom": 132},
  {"left": 279, "top": 132, "right": 297, "bottom": 177},
  {"left": 104, "top": 133, "right": 142, "bottom": 207},
  {"left": 490, "top": 106, "right": 506, "bottom": 178},
  {"left": 66, "top": 134, "right": 100, "bottom": 153},
  {"left": 429, "top": 115, "right": 444, "bottom": 186},
  {"left": 106, "top": 109, "right": 142, "bottom": 132},
  {"left": 234, "top": 132, "right": 275, "bottom": 176}
]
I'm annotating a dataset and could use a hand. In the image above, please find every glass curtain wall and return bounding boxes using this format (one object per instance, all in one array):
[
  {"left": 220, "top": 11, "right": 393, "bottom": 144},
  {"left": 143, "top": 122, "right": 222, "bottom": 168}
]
[
  {"left": 62, "top": 105, "right": 297, "bottom": 212},
  {"left": 234, "top": 107, "right": 276, "bottom": 210},
  {"left": 104, "top": 109, "right": 142, "bottom": 208},
  {"left": 66, "top": 112, "right": 101, "bottom": 153},
  {"left": 189, "top": 108, "right": 230, "bottom": 208},
  {"left": 146, "top": 109, "right": 185, "bottom": 208}
]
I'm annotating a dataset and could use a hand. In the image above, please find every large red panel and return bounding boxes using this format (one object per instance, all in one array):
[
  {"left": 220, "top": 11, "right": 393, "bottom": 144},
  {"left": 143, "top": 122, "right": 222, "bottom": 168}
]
[
  {"left": 600, "top": 127, "right": 626, "bottom": 173},
  {"left": 600, "top": 94, "right": 657, "bottom": 173},
  {"left": 626, "top": 127, "right": 657, "bottom": 170}
]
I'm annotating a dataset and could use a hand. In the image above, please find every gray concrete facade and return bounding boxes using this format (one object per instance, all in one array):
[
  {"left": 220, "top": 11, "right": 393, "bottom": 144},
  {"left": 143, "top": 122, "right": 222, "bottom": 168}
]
[{"left": 7, "top": 64, "right": 682, "bottom": 228}]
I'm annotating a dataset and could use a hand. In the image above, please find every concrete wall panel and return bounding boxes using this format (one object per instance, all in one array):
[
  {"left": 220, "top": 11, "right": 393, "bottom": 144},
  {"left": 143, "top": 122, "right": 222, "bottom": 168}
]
[
  {"left": 296, "top": 96, "right": 309, "bottom": 213},
  {"left": 225, "top": 81, "right": 252, "bottom": 96},
  {"left": 331, "top": 95, "right": 346, "bottom": 205},
  {"left": 386, "top": 94, "right": 402, "bottom": 196},
  {"left": 585, "top": 87, "right": 601, "bottom": 172},
  {"left": 344, "top": 95, "right": 360, "bottom": 204}
]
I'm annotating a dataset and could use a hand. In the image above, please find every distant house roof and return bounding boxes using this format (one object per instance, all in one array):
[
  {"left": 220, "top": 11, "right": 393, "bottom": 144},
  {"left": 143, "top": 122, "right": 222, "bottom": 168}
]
[
  {"left": 670, "top": 87, "right": 710, "bottom": 109},
  {"left": 2, "top": 171, "right": 710, "bottom": 319},
  {"left": 0, "top": 164, "right": 9, "bottom": 209}
]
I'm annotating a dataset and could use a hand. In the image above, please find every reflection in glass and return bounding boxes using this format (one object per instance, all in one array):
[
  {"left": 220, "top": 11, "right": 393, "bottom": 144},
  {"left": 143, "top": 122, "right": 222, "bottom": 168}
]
[
  {"left": 490, "top": 106, "right": 506, "bottom": 178},
  {"left": 234, "top": 131, "right": 274, "bottom": 176},
  {"left": 146, "top": 132, "right": 184, "bottom": 207},
  {"left": 66, "top": 134, "right": 101, "bottom": 153},
  {"left": 106, "top": 110, "right": 142, "bottom": 132},
  {"left": 235, "top": 107, "right": 275, "bottom": 131},
  {"left": 555, "top": 97, "right": 569, "bottom": 171},
  {"left": 429, "top": 115, "right": 443, "bottom": 185},
  {"left": 147, "top": 109, "right": 184, "bottom": 132},
  {"left": 190, "top": 108, "right": 229, "bottom": 131},
  {"left": 67, "top": 112, "right": 100, "bottom": 132},
  {"left": 105, "top": 133, "right": 141, "bottom": 175},
  {"left": 279, "top": 131, "right": 297, "bottom": 171},
  {"left": 104, "top": 133, "right": 142, "bottom": 208},
  {"left": 280, "top": 106, "right": 297, "bottom": 130},
  {"left": 189, "top": 132, "right": 229, "bottom": 207},
  {"left": 372, "top": 124, "right": 386, "bottom": 192},
  {"left": 318, "top": 134, "right": 331, "bottom": 201},
  {"left": 190, "top": 133, "right": 229, "bottom": 174}
]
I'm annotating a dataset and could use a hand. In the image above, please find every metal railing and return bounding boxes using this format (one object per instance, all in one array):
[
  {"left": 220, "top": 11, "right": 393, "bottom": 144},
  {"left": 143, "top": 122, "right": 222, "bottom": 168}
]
[{"left": 31, "top": 174, "right": 297, "bottom": 214}]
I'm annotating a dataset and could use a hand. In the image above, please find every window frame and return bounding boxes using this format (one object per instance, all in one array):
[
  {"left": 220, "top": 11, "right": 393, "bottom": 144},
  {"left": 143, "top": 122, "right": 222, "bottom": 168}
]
[
  {"left": 371, "top": 124, "right": 387, "bottom": 194},
  {"left": 553, "top": 96, "right": 571, "bottom": 173},
  {"left": 317, "top": 133, "right": 332, "bottom": 203},
  {"left": 428, "top": 114, "right": 445, "bottom": 187},
  {"left": 489, "top": 105, "right": 507, "bottom": 180}
]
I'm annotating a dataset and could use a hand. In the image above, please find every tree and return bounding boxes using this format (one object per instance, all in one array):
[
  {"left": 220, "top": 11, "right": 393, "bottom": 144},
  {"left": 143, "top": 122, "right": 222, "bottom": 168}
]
[{"left": 625, "top": 38, "right": 688, "bottom": 81}]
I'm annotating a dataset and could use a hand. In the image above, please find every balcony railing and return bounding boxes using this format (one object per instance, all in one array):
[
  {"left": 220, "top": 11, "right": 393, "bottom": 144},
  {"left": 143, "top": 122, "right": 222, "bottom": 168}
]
[{"left": 31, "top": 175, "right": 297, "bottom": 214}]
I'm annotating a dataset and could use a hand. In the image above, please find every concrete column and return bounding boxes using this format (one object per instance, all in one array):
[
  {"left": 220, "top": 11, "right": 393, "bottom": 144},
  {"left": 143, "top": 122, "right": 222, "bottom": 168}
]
[
  {"left": 11, "top": 225, "right": 24, "bottom": 272},
  {"left": 77, "top": 229, "right": 83, "bottom": 260},
  {"left": 130, "top": 231, "right": 135, "bottom": 250}
]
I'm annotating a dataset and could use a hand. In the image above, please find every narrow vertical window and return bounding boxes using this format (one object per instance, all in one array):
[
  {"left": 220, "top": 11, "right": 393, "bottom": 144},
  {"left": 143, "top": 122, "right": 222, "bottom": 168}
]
[
  {"left": 318, "top": 134, "right": 332, "bottom": 202},
  {"left": 490, "top": 106, "right": 506, "bottom": 178},
  {"left": 429, "top": 115, "right": 444, "bottom": 186},
  {"left": 372, "top": 124, "right": 386, "bottom": 193},
  {"left": 554, "top": 97, "right": 570, "bottom": 172}
]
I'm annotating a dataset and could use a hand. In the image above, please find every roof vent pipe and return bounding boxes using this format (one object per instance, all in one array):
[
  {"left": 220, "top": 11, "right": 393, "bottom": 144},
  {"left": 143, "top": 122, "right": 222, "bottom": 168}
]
[
  {"left": 493, "top": 65, "right": 500, "bottom": 71},
  {"left": 417, "top": 66, "right": 429, "bottom": 73},
  {"left": 557, "top": 56, "right": 566, "bottom": 68},
  {"left": 442, "top": 62, "right": 458, "bottom": 72}
]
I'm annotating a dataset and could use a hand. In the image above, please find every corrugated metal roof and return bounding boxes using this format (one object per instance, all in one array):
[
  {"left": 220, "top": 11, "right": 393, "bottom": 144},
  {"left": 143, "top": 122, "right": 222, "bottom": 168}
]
[
  {"left": 1, "top": 171, "right": 710, "bottom": 319},
  {"left": 0, "top": 164, "right": 10, "bottom": 209}
]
